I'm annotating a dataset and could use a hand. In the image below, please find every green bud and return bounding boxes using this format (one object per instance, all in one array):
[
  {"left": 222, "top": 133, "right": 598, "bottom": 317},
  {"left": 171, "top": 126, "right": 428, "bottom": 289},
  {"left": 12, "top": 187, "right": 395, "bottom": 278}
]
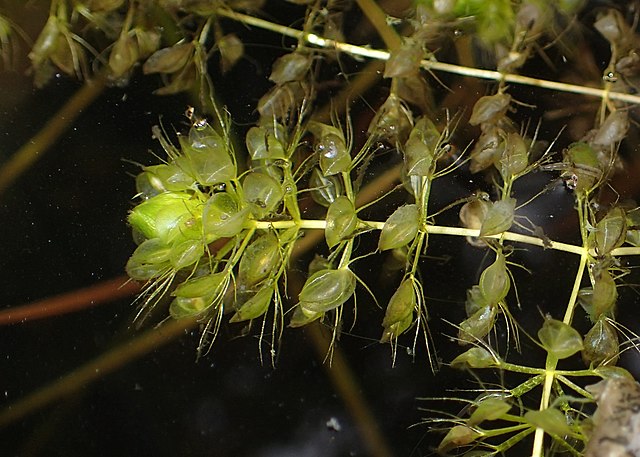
[
  {"left": 325, "top": 196, "right": 358, "bottom": 248},
  {"left": 378, "top": 204, "right": 420, "bottom": 251},
  {"left": 238, "top": 233, "right": 281, "bottom": 287},
  {"left": 298, "top": 268, "right": 356, "bottom": 313},
  {"left": 479, "top": 251, "right": 510, "bottom": 305},
  {"left": 230, "top": 284, "right": 274, "bottom": 322},
  {"left": 381, "top": 278, "right": 417, "bottom": 342},
  {"left": 242, "top": 172, "right": 284, "bottom": 219},
  {"left": 479, "top": 198, "right": 516, "bottom": 237},
  {"left": 202, "top": 191, "right": 249, "bottom": 239},
  {"left": 538, "top": 318, "right": 583, "bottom": 360},
  {"left": 582, "top": 318, "right": 619, "bottom": 367},
  {"left": 128, "top": 192, "right": 200, "bottom": 243}
]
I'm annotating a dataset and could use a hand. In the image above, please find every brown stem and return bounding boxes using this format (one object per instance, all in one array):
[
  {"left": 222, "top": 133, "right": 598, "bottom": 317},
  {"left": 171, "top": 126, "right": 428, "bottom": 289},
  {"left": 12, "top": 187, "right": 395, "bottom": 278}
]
[
  {"left": 0, "top": 276, "right": 139, "bottom": 325},
  {"left": 0, "top": 77, "right": 106, "bottom": 196}
]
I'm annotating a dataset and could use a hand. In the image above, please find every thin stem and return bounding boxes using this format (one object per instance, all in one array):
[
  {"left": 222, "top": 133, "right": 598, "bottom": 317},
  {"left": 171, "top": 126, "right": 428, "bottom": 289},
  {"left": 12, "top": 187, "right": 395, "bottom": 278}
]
[
  {"left": 215, "top": 9, "right": 640, "bottom": 106},
  {"left": 0, "top": 77, "right": 106, "bottom": 196},
  {"left": 0, "top": 317, "right": 197, "bottom": 428},
  {"left": 0, "top": 276, "right": 139, "bottom": 325},
  {"left": 354, "top": 0, "right": 401, "bottom": 51}
]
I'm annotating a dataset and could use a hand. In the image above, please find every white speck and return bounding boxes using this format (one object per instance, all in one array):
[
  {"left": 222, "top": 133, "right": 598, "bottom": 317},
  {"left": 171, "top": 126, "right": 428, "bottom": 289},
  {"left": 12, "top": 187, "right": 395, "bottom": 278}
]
[{"left": 326, "top": 417, "right": 341, "bottom": 432}]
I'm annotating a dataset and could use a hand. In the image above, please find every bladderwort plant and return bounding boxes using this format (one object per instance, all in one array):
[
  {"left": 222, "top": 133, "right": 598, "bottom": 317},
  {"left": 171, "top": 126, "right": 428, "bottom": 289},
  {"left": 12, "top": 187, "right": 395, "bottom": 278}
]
[{"left": 4, "top": 0, "right": 640, "bottom": 455}]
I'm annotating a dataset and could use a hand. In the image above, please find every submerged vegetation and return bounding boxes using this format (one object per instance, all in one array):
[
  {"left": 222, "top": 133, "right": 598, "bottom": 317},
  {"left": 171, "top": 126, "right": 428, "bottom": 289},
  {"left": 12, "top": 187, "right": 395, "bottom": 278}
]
[{"left": 3, "top": 0, "right": 640, "bottom": 455}]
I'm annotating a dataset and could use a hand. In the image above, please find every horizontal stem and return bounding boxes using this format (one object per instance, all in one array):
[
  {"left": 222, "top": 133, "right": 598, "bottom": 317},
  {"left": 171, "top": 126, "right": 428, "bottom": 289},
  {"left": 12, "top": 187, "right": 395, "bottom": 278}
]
[
  {"left": 252, "top": 219, "right": 600, "bottom": 256},
  {"left": 217, "top": 9, "right": 640, "bottom": 105}
]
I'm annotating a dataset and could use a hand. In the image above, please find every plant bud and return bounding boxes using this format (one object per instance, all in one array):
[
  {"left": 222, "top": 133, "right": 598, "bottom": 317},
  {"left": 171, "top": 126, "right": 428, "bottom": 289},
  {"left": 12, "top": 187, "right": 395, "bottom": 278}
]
[
  {"left": 469, "top": 94, "right": 511, "bottom": 126},
  {"left": 298, "top": 268, "right": 356, "bottom": 313},
  {"left": 538, "top": 318, "right": 583, "bottom": 360},
  {"left": 378, "top": 204, "right": 420, "bottom": 251},
  {"left": 202, "top": 191, "right": 249, "bottom": 239},
  {"left": 230, "top": 284, "right": 274, "bottom": 322},
  {"left": 479, "top": 198, "right": 516, "bottom": 237},
  {"left": 582, "top": 318, "right": 619, "bottom": 366},
  {"left": 143, "top": 42, "right": 193, "bottom": 74},
  {"left": 381, "top": 278, "right": 417, "bottom": 343},
  {"left": 238, "top": 233, "right": 281, "bottom": 287},
  {"left": 325, "top": 196, "right": 358, "bottom": 248}
]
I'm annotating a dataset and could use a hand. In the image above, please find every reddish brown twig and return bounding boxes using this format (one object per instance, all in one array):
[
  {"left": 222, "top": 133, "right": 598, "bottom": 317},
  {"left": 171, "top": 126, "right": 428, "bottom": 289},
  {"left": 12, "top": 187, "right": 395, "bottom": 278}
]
[{"left": 0, "top": 276, "right": 140, "bottom": 325}]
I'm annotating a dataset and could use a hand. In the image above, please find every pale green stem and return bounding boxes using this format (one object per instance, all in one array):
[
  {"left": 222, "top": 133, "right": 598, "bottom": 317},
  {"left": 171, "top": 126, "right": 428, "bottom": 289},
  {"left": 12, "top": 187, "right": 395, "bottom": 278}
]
[
  {"left": 215, "top": 9, "right": 640, "bottom": 106},
  {"left": 250, "top": 220, "right": 609, "bottom": 257}
]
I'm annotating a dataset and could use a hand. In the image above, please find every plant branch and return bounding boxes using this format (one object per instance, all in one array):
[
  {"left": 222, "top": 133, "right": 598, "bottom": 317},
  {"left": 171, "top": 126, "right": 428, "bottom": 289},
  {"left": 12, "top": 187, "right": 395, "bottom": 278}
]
[
  {"left": 0, "top": 76, "right": 106, "bottom": 196},
  {"left": 216, "top": 9, "right": 640, "bottom": 106}
]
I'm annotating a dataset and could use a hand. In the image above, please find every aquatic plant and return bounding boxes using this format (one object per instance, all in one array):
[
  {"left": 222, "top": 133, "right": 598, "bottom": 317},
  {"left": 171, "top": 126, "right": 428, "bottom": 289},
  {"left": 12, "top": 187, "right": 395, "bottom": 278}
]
[{"left": 3, "top": 0, "right": 640, "bottom": 455}]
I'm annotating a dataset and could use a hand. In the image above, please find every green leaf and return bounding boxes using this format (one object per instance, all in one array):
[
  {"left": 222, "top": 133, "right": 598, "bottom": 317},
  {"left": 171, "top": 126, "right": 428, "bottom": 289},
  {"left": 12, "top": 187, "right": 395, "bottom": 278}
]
[
  {"left": 524, "top": 408, "right": 573, "bottom": 438},
  {"left": 479, "top": 251, "right": 510, "bottom": 305},
  {"left": 593, "top": 206, "right": 626, "bottom": 256},
  {"left": 169, "top": 239, "right": 204, "bottom": 269},
  {"left": 299, "top": 268, "right": 356, "bottom": 313},
  {"left": 325, "top": 196, "right": 358, "bottom": 248},
  {"left": 458, "top": 305, "right": 498, "bottom": 344},
  {"left": 230, "top": 285, "right": 274, "bottom": 322},
  {"left": 479, "top": 198, "right": 516, "bottom": 237},
  {"left": 538, "top": 319, "right": 583, "bottom": 360},
  {"left": 468, "top": 397, "right": 511, "bottom": 426},
  {"left": 450, "top": 347, "right": 498, "bottom": 369},
  {"left": 381, "top": 277, "right": 417, "bottom": 342},
  {"left": 469, "top": 93, "right": 511, "bottom": 126},
  {"left": 237, "top": 233, "right": 281, "bottom": 288},
  {"left": 202, "top": 191, "right": 249, "bottom": 239},
  {"left": 582, "top": 318, "right": 619, "bottom": 366},
  {"left": 242, "top": 171, "right": 284, "bottom": 218},
  {"left": 437, "top": 425, "right": 482, "bottom": 454},
  {"left": 128, "top": 192, "right": 200, "bottom": 243},
  {"left": 500, "top": 132, "right": 529, "bottom": 178},
  {"left": 378, "top": 204, "right": 420, "bottom": 251}
]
